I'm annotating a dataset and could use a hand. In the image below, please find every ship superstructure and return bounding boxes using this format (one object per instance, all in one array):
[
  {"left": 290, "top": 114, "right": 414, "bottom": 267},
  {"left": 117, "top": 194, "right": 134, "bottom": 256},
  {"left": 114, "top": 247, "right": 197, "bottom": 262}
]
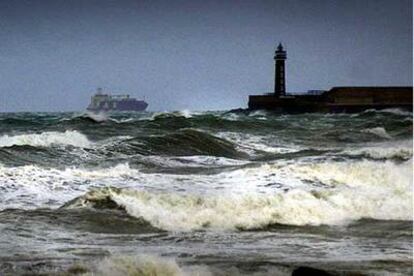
[{"left": 87, "top": 88, "right": 148, "bottom": 112}]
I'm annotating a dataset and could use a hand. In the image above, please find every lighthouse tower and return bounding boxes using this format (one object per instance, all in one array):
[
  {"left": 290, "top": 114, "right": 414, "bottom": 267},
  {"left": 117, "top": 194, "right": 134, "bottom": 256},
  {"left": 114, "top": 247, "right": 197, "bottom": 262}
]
[{"left": 274, "top": 43, "right": 287, "bottom": 97}]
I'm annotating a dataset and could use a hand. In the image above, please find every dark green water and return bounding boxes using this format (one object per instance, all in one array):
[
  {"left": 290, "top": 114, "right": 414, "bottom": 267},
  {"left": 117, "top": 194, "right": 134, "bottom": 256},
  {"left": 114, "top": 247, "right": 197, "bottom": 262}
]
[{"left": 0, "top": 109, "right": 412, "bottom": 275}]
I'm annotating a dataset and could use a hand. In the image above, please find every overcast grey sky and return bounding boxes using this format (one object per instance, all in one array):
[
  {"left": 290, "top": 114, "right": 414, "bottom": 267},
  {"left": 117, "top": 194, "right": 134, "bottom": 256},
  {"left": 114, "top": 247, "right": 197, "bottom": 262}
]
[{"left": 0, "top": 0, "right": 412, "bottom": 112}]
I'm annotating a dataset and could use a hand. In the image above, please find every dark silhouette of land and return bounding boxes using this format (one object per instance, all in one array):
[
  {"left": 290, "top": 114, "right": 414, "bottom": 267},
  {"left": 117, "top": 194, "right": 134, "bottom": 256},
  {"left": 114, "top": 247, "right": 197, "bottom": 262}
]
[{"left": 248, "top": 44, "right": 413, "bottom": 113}]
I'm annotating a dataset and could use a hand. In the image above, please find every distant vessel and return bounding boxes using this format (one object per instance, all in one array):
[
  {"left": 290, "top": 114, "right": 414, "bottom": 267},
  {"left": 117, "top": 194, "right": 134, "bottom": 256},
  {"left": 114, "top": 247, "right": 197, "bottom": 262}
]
[{"left": 87, "top": 88, "right": 148, "bottom": 112}]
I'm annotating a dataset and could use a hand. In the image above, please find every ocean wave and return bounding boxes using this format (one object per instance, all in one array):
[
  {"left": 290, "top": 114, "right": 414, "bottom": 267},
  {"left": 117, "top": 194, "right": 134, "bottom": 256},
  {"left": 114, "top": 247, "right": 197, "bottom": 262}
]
[
  {"left": 363, "top": 108, "right": 413, "bottom": 116},
  {"left": 216, "top": 132, "right": 301, "bottom": 157},
  {"left": 143, "top": 110, "right": 197, "bottom": 121},
  {"left": 361, "top": 127, "right": 392, "bottom": 139},
  {"left": 122, "top": 129, "right": 247, "bottom": 158},
  {"left": 0, "top": 130, "right": 92, "bottom": 148},
  {"left": 82, "top": 112, "right": 110, "bottom": 122},
  {"left": 2, "top": 156, "right": 411, "bottom": 228},
  {"left": 289, "top": 159, "right": 412, "bottom": 189},
  {"left": 138, "top": 155, "right": 250, "bottom": 169},
  {"left": 0, "top": 163, "right": 140, "bottom": 210},
  {"left": 73, "top": 253, "right": 293, "bottom": 276},
  {"left": 61, "top": 158, "right": 412, "bottom": 231},
  {"left": 221, "top": 112, "right": 241, "bottom": 121},
  {"left": 341, "top": 140, "right": 413, "bottom": 160},
  {"left": 59, "top": 111, "right": 145, "bottom": 125},
  {"left": 0, "top": 117, "right": 42, "bottom": 126},
  {"left": 376, "top": 108, "right": 413, "bottom": 116},
  {"left": 60, "top": 112, "right": 118, "bottom": 124},
  {"left": 248, "top": 110, "right": 269, "bottom": 117},
  {"left": 83, "top": 254, "right": 212, "bottom": 276}
]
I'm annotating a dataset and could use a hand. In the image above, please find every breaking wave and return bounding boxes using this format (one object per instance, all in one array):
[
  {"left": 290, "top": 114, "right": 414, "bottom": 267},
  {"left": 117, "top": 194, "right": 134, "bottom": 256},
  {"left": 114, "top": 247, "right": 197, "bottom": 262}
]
[
  {"left": 60, "top": 112, "right": 120, "bottom": 124},
  {"left": 83, "top": 254, "right": 212, "bottom": 276},
  {"left": 0, "top": 130, "right": 92, "bottom": 148},
  {"left": 62, "top": 159, "right": 412, "bottom": 231},
  {"left": 361, "top": 127, "right": 392, "bottom": 139},
  {"left": 77, "top": 253, "right": 292, "bottom": 276},
  {"left": 216, "top": 132, "right": 302, "bottom": 156},
  {"left": 144, "top": 110, "right": 196, "bottom": 121},
  {"left": 368, "top": 108, "right": 413, "bottom": 116},
  {"left": 341, "top": 140, "right": 413, "bottom": 160},
  {"left": 0, "top": 163, "right": 143, "bottom": 210}
]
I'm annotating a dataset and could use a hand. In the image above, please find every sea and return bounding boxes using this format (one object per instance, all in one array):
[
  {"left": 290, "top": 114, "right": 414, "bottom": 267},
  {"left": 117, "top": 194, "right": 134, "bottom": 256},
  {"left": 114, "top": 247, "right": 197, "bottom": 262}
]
[{"left": 0, "top": 109, "right": 412, "bottom": 275}]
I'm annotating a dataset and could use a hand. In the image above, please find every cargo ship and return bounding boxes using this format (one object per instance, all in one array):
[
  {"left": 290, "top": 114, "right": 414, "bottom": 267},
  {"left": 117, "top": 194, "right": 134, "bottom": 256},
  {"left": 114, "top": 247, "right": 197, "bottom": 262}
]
[
  {"left": 87, "top": 88, "right": 148, "bottom": 112},
  {"left": 248, "top": 44, "right": 413, "bottom": 113}
]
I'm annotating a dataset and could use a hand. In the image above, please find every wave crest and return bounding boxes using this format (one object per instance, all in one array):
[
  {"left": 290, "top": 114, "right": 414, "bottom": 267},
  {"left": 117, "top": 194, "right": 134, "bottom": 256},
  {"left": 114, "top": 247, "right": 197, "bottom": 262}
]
[
  {"left": 0, "top": 130, "right": 91, "bottom": 148},
  {"left": 85, "top": 255, "right": 212, "bottom": 276},
  {"left": 368, "top": 108, "right": 413, "bottom": 116},
  {"left": 123, "top": 129, "right": 247, "bottom": 158},
  {"left": 341, "top": 140, "right": 413, "bottom": 160},
  {"left": 62, "top": 158, "right": 412, "bottom": 231},
  {"left": 361, "top": 127, "right": 392, "bottom": 139}
]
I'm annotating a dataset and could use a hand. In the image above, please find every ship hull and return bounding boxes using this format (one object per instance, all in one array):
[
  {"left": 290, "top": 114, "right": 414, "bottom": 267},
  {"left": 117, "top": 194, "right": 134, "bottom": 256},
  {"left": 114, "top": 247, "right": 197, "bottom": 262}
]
[
  {"left": 87, "top": 101, "right": 148, "bottom": 112},
  {"left": 87, "top": 89, "right": 148, "bottom": 112}
]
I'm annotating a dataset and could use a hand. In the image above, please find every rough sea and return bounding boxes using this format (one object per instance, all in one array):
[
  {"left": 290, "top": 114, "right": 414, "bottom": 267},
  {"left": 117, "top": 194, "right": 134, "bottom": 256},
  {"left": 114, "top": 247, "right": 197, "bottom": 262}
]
[{"left": 0, "top": 109, "right": 412, "bottom": 275}]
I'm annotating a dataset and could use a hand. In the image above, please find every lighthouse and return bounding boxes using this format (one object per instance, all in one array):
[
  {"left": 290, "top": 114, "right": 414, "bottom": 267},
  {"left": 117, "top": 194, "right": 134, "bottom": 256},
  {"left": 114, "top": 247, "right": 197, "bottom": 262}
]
[{"left": 274, "top": 43, "right": 287, "bottom": 96}]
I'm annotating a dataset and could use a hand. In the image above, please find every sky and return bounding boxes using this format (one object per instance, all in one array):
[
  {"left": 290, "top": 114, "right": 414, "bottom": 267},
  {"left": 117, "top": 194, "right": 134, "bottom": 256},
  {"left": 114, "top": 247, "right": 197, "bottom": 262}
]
[{"left": 0, "top": 0, "right": 412, "bottom": 112}]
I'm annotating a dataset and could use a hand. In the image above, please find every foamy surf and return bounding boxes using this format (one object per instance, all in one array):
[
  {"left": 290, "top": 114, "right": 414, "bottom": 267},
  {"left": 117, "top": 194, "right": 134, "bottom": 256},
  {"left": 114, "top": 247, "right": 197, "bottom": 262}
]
[
  {"left": 79, "top": 254, "right": 292, "bottom": 276},
  {"left": 140, "top": 110, "right": 197, "bottom": 121},
  {"left": 0, "top": 163, "right": 139, "bottom": 210},
  {"left": 362, "top": 127, "right": 392, "bottom": 139},
  {"left": 216, "top": 132, "right": 301, "bottom": 156},
  {"left": 341, "top": 140, "right": 413, "bottom": 160},
  {"left": 0, "top": 130, "right": 91, "bottom": 148},
  {"left": 60, "top": 158, "right": 412, "bottom": 231},
  {"left": 0, "top": 110, "right": 412, "bottom": 275},
  {"left": 365, "top": 108, "right": 413, "bottom": 116},
  {"left": 81, "top": 254, "right": 213, "bottom": 276}
]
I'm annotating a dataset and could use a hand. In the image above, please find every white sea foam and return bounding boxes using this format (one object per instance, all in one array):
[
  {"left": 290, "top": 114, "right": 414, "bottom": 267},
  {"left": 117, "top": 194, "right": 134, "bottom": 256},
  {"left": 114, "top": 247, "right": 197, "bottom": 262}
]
[
  {"left": 60, "top": 112, "right": 109, "bottom": 122},
  {"left": 374, "top": 108, "right": 413, "bottom": 116},
  {"left": 289, "top": 159, "right": 412, "bottom": 189},
  {"left": 114, "top": 118, "right": 135, "bottom": 123},
  {"left": 248, "top": 110, "right": 268, "bottom": 117},
  {"left": 142, "top": 110, "right": 197, "bottom": 121},
  {"left": 1, "top": 157, "right": 412, "bottom": 229},
  {"left": 222, "top": 112, "right": 241, "bottom": 121},
  {"left": 85, "top": 255, "right": 212, "bottom": 276},
  {"left": 247, "top": 110, "right": 268, "bottom": 120},
  {"left": 82, "top": 254, "right": 292, "bottom": 276},
  {"left": 141, "top": 155, "right": 249, "bottom": 168},
  {"left": 216, "top": 132, "right": 301, "bottom": 156},
  {"left": 0, "top": 163, "right": 140, "bottom": 210},
  {"left": 362, "top": 127, "right": 392, "bottom": 139},
  {"left": 85, "top": 111, "right": 109, "bottom": 122},
  {"left": 0, "top": 130, "right": 92, "bottom": 148},
  {"left": 75, "top": 159, "right": 411, "bottom": 231},
  {"left": 342, "top": 140, "right": 413, "bottom": 160}
]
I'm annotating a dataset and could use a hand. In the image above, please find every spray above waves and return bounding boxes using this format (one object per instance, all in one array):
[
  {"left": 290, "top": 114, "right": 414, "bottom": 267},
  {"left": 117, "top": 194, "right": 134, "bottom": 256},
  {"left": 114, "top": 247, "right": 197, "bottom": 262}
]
[{"left": 0, "top": 130, "right": 92, "bottom": 148}]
